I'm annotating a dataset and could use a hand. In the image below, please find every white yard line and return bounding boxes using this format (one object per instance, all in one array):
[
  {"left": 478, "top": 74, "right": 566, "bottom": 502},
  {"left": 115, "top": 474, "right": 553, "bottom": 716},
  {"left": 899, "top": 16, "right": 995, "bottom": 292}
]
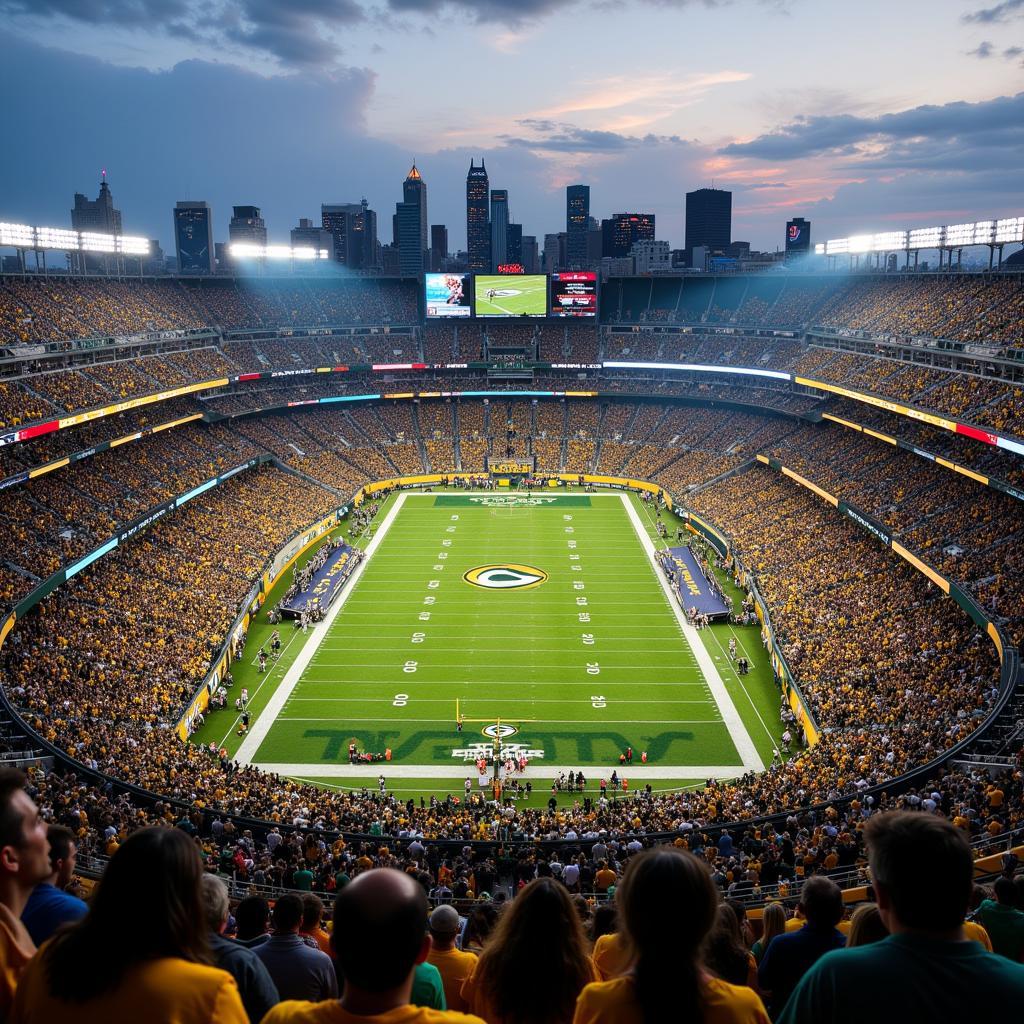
[
  {"left": 255, "top": 763, "right": 749, "bottom": 780},
  {"left": 235, "top": 492, "right": 409, "bottom": 763},
  {"left": 618, "top": 492, "right": 765, "bottom": 773}
]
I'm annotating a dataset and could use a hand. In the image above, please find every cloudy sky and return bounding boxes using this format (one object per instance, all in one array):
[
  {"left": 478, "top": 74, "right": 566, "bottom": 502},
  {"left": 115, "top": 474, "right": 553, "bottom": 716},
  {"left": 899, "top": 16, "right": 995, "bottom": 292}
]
[{"left": 1, "top": 0, "right": 1022, "bottom": 252}]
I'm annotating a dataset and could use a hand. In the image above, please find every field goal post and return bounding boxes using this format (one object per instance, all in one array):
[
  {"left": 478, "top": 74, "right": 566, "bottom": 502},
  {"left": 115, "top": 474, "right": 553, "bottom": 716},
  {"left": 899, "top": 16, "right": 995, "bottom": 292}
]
[{"left": 456, "top": 699, "right": 536, "bottom": 799}]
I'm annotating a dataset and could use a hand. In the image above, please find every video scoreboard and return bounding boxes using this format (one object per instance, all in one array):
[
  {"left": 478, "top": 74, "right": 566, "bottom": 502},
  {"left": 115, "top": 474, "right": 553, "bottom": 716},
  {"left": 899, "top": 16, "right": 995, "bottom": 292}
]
[
  {"left": 425, "top": 272, "right": 598, "bottom": 319},
  {"left": 551, "top": 271, "right": 597, "bottom": 317}
]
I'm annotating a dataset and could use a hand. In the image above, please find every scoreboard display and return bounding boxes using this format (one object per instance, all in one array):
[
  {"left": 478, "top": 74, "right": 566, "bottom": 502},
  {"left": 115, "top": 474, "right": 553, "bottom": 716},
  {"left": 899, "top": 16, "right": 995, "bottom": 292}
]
[
  {"left": 424, "top": 273, "right": 472, "bottom": 317},
  {"left": 550, "top": 271, "right": 597, "bottom": 317}
]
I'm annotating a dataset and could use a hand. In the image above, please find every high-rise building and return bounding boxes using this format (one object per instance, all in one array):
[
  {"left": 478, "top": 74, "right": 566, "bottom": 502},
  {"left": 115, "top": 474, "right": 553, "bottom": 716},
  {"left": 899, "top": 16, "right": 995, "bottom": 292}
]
[
  {"left": 430, "top": 224, "right": 448, "bottom": 271},
  {"left": 174, "top": 201, "right": 214, "bottom": 274},
  {"left": 71, "top": 175, "right": 123, "bottom": 235},
  {"left": 291, "top": 218, "right": 333, "bottom": 254},
  {"left": 566, "top": 185, "right": 590, "bottom": 268},
  {"left": 785, "top": 218, "right": 811, "bottom": 260},
  {"left": 322, "top": 200, "right": 377, "bottom": 270},
  {"left": 543, "top": 233, "right": 562, "bottom": 273},
  {"left": 466, "top": 159, "right": 490, "bottom": 272},
  {"left": 601, "top": 214, "right": 655, "bottom": 258},
  {"left": 507, "top": 223, "right": 523, "bottom": 265},
  {"left": 403, "top": 162, "right": 428, "bottom": 266},
  {"left": 228, "top": 206, "right": 267, "bottom": 246},
  {"left": 521, "top": 235, "right": 539, "bottom": 274},
  {"left": 490, "top": 189, "right": 509, "bottom": 271},
  {"left": 685, "top": 188, "right": 732, "bottom": 263}
]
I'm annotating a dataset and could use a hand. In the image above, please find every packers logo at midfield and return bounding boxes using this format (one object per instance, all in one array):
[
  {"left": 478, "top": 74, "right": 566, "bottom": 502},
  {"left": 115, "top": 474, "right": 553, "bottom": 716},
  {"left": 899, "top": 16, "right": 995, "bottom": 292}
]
[{"left": 463, "top": 564, "right": 548, "bottom": 590}]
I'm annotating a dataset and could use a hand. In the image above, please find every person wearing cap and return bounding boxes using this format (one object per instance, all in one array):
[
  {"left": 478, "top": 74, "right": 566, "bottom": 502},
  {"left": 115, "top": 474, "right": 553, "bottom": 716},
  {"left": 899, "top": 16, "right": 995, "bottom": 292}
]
[{"left": 427, "top": 905, "right": 477, "bottom": 1012}]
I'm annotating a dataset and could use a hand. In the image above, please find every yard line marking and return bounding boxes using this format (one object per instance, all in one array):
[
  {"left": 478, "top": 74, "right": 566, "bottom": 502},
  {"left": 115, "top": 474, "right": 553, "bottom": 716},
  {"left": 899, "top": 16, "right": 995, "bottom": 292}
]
[
  {"left": 255, "top": 763, "right": 749, "bottom": 780},
  {"left": 235, "top": 492, "right": 409, "bottom": 764},
  {"left": 618, "top": 492, "right": 764, "bottom": 774},
  {"left": 277, "top": 717, "right": 724, "bottom": 725}
]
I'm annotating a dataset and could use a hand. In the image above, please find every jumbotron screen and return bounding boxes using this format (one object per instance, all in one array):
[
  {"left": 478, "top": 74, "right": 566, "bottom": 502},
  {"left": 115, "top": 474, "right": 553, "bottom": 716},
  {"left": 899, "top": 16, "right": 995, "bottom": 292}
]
[
  {"left": 550, "top": 271, "right": 597, "bottom": 317},
  {"left": 424, "top": 273, "right": 472, "bottom": 317},
  {"left": 474, "top": 275, "right": 547, "bottom": 317}
]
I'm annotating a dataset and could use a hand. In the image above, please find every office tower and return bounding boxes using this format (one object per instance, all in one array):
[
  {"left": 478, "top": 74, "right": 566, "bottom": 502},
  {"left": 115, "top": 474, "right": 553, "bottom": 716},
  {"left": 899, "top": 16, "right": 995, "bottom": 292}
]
[
  {"left": 566, "top": 185, "right": 590, "bottom": 267},
  {"left": 430, "top": 224, "right": 448, "bottom": 271},
  {"left": 521, "top": 235, "right": 539, "bottom": 274},
  {"left": 174, "top": 201, "right": 214, "bottom": 274},
  {"left": 291, "top": 218, "right": 333, "bottom": 254},
  {"left": 321, "top": 200, "right": 377, "bottom": 269},
  {"left": 601, "top": 213, "right": 655, "bottom": 258},
  {"left": 490, "top": 189, "right": 509, "bottom": 270},
  {"left": 403, "top": 162, "right": 428, "bottom": 264},
  {"left": 466, "top": 159, "right": 490, "bottom": 271},
  {"left": 228, "top": 206, "right": 267, "bottom": 245},
  {"left": 71, "top": 174, "right": 123, "bottom": 234},
  {"left": 543, "top": 233, "right": 561, "bottom": 273},
  {"left": 684, "top": 188, "right": 732, "bottom": 263},
  {"left": 507, "top": 223, "right": 522, "bottom": 265}
]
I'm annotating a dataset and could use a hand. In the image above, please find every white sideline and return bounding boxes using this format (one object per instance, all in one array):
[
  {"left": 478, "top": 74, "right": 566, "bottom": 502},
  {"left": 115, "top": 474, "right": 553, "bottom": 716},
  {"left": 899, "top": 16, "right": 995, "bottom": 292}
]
[
  {"left": 617, "top": 492, "right": 764, "bottom": 774},
  {"left": 235, "top": 492, "right": 409, "bottom": 764},
  {"left": 253, "top": 763, "right": 748, "bottom": 780}
]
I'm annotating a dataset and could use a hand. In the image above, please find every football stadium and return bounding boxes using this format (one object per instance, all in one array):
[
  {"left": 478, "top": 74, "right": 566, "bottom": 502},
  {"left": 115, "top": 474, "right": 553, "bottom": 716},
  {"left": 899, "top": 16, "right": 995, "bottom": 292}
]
[{"left": 1, "top": 11, "right": 1024, "bottom": 1019}]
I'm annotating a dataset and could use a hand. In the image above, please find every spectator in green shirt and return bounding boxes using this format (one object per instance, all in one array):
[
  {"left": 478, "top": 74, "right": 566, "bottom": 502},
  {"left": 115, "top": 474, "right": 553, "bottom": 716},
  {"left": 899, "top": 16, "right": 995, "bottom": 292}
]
[
  {"left": 778, "top": 812, "right": 1024, "bottom": 1023},
  {"left": 292, "top": 859, "right": 314, "bottom": 892},
  {"left": 975, "top": 877, "right": 1024, "bottom": 961}
]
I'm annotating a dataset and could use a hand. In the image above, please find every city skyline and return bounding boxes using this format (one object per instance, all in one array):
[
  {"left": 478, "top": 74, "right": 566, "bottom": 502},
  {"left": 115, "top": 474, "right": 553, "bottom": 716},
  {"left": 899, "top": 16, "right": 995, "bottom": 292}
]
[{"left": 0, "top": 1, "right": 1022, "bottom": 253}]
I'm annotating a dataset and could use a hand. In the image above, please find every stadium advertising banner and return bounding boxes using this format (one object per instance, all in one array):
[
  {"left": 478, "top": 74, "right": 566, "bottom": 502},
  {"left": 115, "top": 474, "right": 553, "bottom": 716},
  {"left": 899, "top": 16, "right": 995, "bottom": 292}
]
[
  {"left": 474, "top": 274, "right": 547, "bottom": 317},
  {"left": 424, "top": 273, "right": 472, "bottom": 318},
  {"left": 551, "top": 272, "right": 597, "bottom": 317}
]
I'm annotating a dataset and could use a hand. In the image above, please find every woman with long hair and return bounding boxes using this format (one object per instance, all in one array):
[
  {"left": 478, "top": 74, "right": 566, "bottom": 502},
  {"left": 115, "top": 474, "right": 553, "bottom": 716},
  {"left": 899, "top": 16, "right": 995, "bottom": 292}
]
[
  {"left": 846, "top": 902, "right": 888, "bottom": 947},
  {"left": 704, "top": 904, "right": 758, "bottom": 989},
  {"left": 462, "top": 877, "right": 596, "bottom": 1024},
  {"left": 751, "top": 903, "right": 787, "bottom": 963},
  {"left": 573, "top": 848, "right": 769, "bottom": 1024},
  {"left": 11, "top": 827, "right": 247, "bottom": 1024}
]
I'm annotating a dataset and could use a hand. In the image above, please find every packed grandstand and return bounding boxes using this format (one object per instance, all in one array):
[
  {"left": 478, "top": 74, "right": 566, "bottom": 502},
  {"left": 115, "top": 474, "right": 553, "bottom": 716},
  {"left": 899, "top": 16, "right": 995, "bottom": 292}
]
[{"left": 0, "top": 269, "right": 1022, "bottom": 1021}]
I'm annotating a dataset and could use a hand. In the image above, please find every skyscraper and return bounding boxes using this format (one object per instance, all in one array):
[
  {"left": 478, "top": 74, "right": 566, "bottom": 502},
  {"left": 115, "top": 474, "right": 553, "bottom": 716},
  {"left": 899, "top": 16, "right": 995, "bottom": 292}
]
[
  {"left": 684, "top": 188, "right": 732, "bottom": 264},
  {"left": 507, "top": 223, "right": 523, "bottom": 265},
  {"left": 466, "top": 159, "right": 490, "bottom": 272},
  {"left": 291, "top": 218, "right": 333, "bottom": 254},
  {"left": 566, "top": 185, "right": 590, "bottom": 268},
  {"left": 71, "top": 175, "right": 123, "bottom": 235},
  {"left": 174, "top": 201, "right": 214, "bottom": 274},
  {"left": 228, "top": 206, "right": 267, "bottom": 245},
  {"left": 601, "top": 214, "right": 655, "bottom": 258},
  {"left": 403, "top": 162, "right": 428, "bottom": 264},
  {"left": 430, "top": 224, "right": 448, "bottom": 271},
  {"left": 490, "top": 189, "right": 509, "bottom": 271},
  {"left": 322, "top": 200, "right": 377, "bottom": 269}
]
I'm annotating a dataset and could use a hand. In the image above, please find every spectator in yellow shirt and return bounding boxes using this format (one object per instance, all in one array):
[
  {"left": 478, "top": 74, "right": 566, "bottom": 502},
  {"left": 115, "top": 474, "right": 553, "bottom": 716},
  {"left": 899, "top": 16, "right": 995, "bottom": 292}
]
[
  {"left": 261, "top": 868, "right": 484, "bottom": 1024},
  {"left": 425, "top": 905, "right": 477, "bottom": 1012},
  {"left": 573, "top": 848, "right": 769, "bottom": 1024},
  {"left": 10, "top": 826, "right": 247, "bottom": 1024}
]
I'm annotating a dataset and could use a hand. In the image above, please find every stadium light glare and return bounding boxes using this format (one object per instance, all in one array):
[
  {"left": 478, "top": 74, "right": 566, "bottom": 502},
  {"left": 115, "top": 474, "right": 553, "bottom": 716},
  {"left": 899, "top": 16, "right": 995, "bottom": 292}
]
[
  {"left": 995, "top": 217, "right": 1024, "bottom": 244},
  {"left": 117, "top": 236, "right": 150, "bottom": 255},
  {"left": 35, "top": 227, "right": 80, "bottom": 251},
  {"left": 229, "top": 242, "right": 329, "bottom": 260},
  {"left": 80, "top": 232, "right": 117, "bottom": 253},
  {"left": 908, "top": 226, "right": 942, "bottom": 248},
  {"left": 0, "top": 223, "right": 34, "bottom": 247},
  {"left": 819, "top": 215, "right": 1021, "bottom": 256}
]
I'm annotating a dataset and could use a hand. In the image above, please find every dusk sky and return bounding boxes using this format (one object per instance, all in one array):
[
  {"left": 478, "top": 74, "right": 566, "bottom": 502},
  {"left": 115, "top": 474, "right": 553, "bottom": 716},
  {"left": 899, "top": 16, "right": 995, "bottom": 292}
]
[{"left": 1, "top": 0, "right": 1022, "bottom": 253}]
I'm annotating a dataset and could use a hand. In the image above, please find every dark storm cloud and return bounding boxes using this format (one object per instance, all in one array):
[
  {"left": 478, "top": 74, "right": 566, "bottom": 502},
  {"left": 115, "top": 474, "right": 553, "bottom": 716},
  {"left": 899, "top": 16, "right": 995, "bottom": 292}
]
[
  {"left": 962, "top": 0, "right": 1024, "bottom": 23},
  {"left": 720, "top": 92, "right": 1024, "bottom": 161},
  {"left": 500, "top": 119, "right": 685, "bottom": 152}
]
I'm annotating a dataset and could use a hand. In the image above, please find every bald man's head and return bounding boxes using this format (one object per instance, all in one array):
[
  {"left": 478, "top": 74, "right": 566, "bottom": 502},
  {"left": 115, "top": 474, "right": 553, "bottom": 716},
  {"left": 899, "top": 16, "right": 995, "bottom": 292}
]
[{"left": 332, "top": 868, "right": 429, "bottom": 991}]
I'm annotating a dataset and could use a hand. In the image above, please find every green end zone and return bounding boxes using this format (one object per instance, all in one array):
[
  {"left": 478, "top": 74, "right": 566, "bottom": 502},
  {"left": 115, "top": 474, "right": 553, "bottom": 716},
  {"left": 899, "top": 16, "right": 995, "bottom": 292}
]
[
  {"left": 433, "top": 495, "right": 592, "bottom": 507},
  {"left": 224, "top": 491, "right": 776, "bottom": 793}
]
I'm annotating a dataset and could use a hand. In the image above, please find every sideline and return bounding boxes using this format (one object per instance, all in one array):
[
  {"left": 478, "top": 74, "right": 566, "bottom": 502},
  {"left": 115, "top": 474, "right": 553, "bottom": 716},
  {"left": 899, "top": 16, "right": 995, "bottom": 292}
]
[
  {"left": 253, "top": 762, "right": 752, "bottom": 780},
  {"left": 235, "top": 493, "right": 409, "bottom": 763},
  {"left": 618, "top": 492, "right": 764, "bottom": 774}
]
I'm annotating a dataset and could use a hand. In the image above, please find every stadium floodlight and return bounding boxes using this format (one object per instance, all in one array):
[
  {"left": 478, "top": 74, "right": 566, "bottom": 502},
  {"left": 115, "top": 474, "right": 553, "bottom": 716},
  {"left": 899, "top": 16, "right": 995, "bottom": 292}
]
[
  {"left": 116, "top": 236, "right": 150, "bottom": 255},
  {"left": 815, "top": 243, "right": 825, "bottom": 255},
  {"left": 908, "top": 226, "right": 942, "bottom": 249},
  {"left": 0, "top": 223, "right": 34, "bottom": 247},
  {"left": 825, "top": 238, "right": 850, "bottom": 255},
  {"left": 943, "top": 223, "right": 976, "bottom": 247},
  {"left": 995, "top": 217, "right": 1024, "bottom": 244},
  {"left": 229, "top": 242, "right": 330, "bottom": 260},
  {"left": 972, "top": 221, "right": 994, "bottom": 245},
  {"left": 847, "top": 235, "right": 873, "bottom": 254},
  {"left": 80, "top": 232, "right": 117, "bottom": 253},
  {"left": 35, "top": 227, "right": 80, "bottom": 250},
  {"left": 872, "top": 231, "right": 907, "bottom": 252}
]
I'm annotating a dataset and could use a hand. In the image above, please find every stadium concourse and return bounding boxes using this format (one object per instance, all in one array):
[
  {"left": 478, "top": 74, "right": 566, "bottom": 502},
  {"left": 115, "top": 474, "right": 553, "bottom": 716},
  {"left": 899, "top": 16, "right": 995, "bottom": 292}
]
[{"left": 0, "top": 272, "right": 1022, "bottom": 1019}]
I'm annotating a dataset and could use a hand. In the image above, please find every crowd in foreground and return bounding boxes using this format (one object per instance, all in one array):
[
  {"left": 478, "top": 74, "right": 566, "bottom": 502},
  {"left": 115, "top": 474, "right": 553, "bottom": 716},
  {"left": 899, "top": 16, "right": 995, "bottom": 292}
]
[{"left": 2, "top": 767, "right": 1024, "bottom": 1024}]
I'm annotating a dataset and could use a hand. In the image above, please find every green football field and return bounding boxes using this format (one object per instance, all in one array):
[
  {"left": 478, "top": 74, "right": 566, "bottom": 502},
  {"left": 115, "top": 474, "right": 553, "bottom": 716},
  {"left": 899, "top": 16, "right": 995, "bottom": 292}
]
[
  {"left": 220, "top": 491, "right": 779, "bottom": 798},
  {"left": 474, "top": 276, "right": 547, "bottom": 317}
]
